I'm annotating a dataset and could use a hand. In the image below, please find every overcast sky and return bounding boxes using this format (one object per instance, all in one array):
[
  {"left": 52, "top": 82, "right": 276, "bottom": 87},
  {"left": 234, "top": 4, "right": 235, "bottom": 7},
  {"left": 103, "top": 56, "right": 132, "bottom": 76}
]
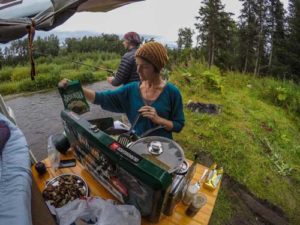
[{"left": 54, "top": 0, "right": 289, "bottom": 45}]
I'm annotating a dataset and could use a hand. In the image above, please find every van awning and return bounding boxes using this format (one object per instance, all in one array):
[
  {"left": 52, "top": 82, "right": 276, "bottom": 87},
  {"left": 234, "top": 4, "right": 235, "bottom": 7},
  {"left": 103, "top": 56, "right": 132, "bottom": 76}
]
[{"left": 0, "top": 0, "right": 143, "bottom": 43}]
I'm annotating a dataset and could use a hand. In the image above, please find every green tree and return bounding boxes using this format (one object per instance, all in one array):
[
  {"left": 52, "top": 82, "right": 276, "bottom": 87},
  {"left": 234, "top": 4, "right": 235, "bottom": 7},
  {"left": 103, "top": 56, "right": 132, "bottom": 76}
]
[
  {"left": 35, "top": 34, "right": 60, "bottom": 57},
  {"left": 195, "top": 0, "right": 235, "bottom": 69},
  {"left": 177, "top": 27, "right": 194, "bottom": 50},
  {"left": 238, "top": 0, "right": 259, "bottom": 73},
  {"left": 217, "top": 13, "right": 239, "bottom": 70},
  {"left": 64, "top": 34, "right": 123, "bottom": 54},
  {"left": 0, "top": 48, "right": 3, "bottom": 69},
  {"left": 253, "top": 0, "right": 268, "bottom": 76},
  {"left": 286, "top": 0, "right": 300, "bottom": 81},
  {"left": 266, "top": 0, "right": 288, "bottom": 77}
]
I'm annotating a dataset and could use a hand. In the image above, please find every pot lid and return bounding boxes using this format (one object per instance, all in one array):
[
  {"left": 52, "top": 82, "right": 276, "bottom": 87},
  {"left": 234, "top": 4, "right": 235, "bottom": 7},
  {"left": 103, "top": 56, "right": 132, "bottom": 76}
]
[{"left": 129, "top": 136, "right": 185, "bottom": 173}]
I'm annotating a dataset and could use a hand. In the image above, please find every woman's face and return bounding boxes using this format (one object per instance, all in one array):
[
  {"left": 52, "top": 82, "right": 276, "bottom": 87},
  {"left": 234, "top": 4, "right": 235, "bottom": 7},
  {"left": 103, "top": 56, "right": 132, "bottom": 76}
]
[{"left": 136, "top": 57, "right": 157, "bottom": 81}]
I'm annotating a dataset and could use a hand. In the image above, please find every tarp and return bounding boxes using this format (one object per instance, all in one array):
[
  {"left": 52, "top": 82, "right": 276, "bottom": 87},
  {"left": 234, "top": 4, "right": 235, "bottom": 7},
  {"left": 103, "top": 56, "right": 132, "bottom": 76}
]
[{"left": 0, "top": 0, "right": 143, "bottom": 43}]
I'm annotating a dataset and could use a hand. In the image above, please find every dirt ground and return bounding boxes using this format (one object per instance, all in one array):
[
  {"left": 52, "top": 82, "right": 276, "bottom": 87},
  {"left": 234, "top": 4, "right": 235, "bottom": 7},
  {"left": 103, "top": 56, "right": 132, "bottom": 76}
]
[
  {"left": 222, "top": 176, "right": 289, "bottom": 225},
  {"left": 197, "top": 152, "right": 289, "bottom": 225}
]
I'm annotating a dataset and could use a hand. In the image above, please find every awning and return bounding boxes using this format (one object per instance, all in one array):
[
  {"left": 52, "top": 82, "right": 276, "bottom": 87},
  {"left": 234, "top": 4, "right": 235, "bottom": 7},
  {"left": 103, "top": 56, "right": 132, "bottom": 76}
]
[{"left": 0, "top": 0, "right": 143, "bottom": 43}]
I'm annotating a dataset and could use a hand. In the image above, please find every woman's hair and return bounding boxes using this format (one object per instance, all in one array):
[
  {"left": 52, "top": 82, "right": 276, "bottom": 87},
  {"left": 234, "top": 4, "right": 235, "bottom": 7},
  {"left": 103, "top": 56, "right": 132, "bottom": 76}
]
[{"left": 135, "top": 41, "right": 168, "bottom": 72}]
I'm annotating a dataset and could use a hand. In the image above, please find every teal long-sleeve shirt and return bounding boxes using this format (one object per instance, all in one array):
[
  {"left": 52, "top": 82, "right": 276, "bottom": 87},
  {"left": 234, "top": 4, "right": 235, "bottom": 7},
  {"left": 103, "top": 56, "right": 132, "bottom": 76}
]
[{"left": 94, "top": 82, "right": 185, "bottom": 139}]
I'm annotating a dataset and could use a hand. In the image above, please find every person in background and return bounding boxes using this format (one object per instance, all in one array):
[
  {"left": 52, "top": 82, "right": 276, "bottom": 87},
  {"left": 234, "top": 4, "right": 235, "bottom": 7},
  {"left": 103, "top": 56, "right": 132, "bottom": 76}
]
[
  {"left": 107, "top": 32, "right": 141, "bottom": 86},
  {"left": 59, "top": 41, "right": 184, "bottom": 139}
]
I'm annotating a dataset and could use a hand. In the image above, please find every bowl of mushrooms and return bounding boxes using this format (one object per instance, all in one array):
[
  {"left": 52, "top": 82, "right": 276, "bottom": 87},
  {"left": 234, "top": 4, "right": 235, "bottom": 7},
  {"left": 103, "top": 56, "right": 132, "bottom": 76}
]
[{"left": 42, "top": 174, "right": 88, "bottom": 208}]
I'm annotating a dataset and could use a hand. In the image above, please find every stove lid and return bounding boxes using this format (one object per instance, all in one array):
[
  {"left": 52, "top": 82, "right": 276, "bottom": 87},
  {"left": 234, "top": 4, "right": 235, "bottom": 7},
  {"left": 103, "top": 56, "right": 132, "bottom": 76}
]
[{"left": 129, "top": 136, "right": 185, "bottom": 173}]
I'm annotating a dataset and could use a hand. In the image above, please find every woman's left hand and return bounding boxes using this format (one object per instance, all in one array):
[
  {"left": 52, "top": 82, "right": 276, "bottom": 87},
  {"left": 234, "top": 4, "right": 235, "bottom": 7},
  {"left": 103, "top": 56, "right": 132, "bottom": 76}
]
[
  {"left": 107, "top": 76, "right": 114, "bottom": 84},
  {"left": 138, "top": 106, "right": 161, "bottom": 124}
]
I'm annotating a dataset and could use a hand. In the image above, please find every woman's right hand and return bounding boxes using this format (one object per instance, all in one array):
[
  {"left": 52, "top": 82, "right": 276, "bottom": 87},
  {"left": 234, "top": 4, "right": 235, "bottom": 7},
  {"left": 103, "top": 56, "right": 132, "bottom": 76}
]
[{"left": 58, "top": 78, "right": 70, "bottom": 88}]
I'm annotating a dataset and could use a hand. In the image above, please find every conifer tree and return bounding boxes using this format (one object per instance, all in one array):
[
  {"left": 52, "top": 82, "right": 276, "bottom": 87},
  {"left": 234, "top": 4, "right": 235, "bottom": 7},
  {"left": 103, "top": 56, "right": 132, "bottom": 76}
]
[
  {"left": 238, "top": 0, "right": 269, "bottom": 75},
  {"left": 195, "top": 0, "right": 234, "bottom": 68},
  {"left": 177, "top": 28, "right": 194, "bottom": 50},
  {"left": 177, "top": 27, "right": 194, "bottom": 65},
  {"left": 266, "top": 0, "right": 287, "bottom": 76},
  {"left": 218, "top": 14, "right": 239, "bottom": 71},
  {"left": 287, "top": 0, "right": 300, "bottom": 80},
  {"left": 253, "top": 0, "right": 268, "bottom": 76},
  {"left": 0, "top": 48, "right": 3, "bottom": 69},
  {"left": 238, "top": 0, "right": 258, "bottom": 73}
]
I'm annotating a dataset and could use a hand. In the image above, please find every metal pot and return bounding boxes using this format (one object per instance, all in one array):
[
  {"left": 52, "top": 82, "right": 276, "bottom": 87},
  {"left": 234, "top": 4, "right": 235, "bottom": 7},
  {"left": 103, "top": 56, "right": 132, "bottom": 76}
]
[{"left": 129, "top": 136, "right": 186, "bottom": 174}]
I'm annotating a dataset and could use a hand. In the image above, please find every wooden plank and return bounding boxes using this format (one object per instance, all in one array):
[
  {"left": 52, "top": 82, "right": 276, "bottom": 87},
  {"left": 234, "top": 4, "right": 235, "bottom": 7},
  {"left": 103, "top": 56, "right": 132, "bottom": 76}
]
[{"left": 32, "top": 151, "right": 221, "bottom": 225}]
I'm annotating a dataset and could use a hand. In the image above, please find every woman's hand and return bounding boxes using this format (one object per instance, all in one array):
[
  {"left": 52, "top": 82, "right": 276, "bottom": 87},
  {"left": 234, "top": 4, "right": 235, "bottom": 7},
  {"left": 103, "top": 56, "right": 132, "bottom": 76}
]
[
  {"left": 138, "top": 106, "right": 161, "bottom": 124},
  {"left": 138, "top": 106, "right": 174, "bottom": 131},
  {"left": 58, "top": 78, "right": 70, "bottom": 89},
  {"left": 107, "top": 76, "right": 114, "bottom": 84},
  {"left": 58, "top": 78, "right": 95, "bottom": 103}
]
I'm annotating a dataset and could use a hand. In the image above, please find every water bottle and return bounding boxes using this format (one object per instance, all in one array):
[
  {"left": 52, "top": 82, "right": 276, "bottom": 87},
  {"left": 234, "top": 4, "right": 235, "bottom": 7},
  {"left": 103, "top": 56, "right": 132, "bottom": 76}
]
[{"left": 47, "top": 135, "right": 60, "bottom": 170}]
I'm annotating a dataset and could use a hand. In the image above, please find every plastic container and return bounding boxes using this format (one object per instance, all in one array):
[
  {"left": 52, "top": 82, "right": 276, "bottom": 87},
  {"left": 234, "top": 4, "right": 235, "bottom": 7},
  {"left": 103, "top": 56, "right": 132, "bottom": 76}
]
[{"left": 47, "top": 135, "right": 61, "bottom": 170}]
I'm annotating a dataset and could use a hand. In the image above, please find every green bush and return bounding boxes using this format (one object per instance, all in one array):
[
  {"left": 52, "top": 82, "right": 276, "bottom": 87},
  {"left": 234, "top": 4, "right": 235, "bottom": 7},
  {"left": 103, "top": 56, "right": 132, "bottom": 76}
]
[
  {"left": 0, "top": 67, "right": 13, "bottom": 81},
  {"left": 11, "top": 66, "right": 30, "bottom": 81},
  {"left": 36, "top": 56, "right": 52, "bottom": 64},
  {"left": 186, "top": 61, "right": 208, "bottom": 77},
  {"left": 261, "top": 79, "right": 300, "bottom": 115},
  {"left": 60, "top": 62, "right": 75, "bottom": 70},
  {"left": 0, "top": 81, "right": 19, "bottom": 95},
  {"left": 52, "top": 55, "right": 68, "bottom": 62},
  {"left": 50, "top": 66, "right": 61, "bottom": 78},
  {"left": 73, "top": 71, "right": 96, "bottom": 83},
  {"left": 93, "top": 71, "right": 107, "bottom": 81},
  {"left": 100, "top": 59, "right": 119, "bottom": 71},
  {"left": 79, "top": 59, "right": 95, "bottom": 72},
  {"left": 60, "top": 69, "right": 80, "bottom": 80},
  {"left": 36, "top": 63, "right": 56, "bottom": 74},
  {"left": 17, "top": 72, "right": 61, "bottom": 92},
  {"left": 202, "top": 69, "right": 223, "bottom": 92},
  {"left": 35, "top": 73, "right": 60, "bottom": 89},
  {"left": 18, "top": 78, "right": 37, "bottom": 92}
]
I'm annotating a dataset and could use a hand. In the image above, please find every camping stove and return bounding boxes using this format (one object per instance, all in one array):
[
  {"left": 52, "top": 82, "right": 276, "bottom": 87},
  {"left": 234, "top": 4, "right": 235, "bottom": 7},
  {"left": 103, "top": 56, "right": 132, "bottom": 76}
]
[{"left": 61, "top": 110, "right": 190, "bottom": 222}]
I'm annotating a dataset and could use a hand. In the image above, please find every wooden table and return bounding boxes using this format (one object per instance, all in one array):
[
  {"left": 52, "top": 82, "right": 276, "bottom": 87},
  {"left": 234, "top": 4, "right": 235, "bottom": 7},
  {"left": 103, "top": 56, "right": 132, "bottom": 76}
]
[{"left": 32, "top": 151, "right": 221, "bottom": 225}]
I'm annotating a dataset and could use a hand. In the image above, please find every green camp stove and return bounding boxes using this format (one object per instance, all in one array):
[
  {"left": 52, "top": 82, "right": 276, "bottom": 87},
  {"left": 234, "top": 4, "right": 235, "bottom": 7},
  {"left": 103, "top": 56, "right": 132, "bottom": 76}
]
[{"left": 61, "top": 110, "right": 174, "bottom": 223}]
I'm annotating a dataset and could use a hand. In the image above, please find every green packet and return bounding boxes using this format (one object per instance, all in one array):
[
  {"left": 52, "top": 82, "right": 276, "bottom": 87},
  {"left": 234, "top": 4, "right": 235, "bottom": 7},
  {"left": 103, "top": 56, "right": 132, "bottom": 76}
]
[{"left": 58, "top": 80, "right": 90, "bottom": 115}]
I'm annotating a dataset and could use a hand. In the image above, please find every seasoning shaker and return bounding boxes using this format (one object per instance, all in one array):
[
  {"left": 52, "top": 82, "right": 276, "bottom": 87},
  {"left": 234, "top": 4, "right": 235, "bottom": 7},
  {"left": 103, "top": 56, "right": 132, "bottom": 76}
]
[{"left": 182, "top": 168, "right": 208, "bottom": 205}]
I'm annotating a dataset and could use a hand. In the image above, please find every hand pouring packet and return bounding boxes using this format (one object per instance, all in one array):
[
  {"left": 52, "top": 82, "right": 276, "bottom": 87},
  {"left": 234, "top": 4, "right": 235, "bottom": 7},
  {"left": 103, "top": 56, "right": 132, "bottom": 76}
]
[{"left": 58, "top": 80, "right": 89, "bottom": 115}]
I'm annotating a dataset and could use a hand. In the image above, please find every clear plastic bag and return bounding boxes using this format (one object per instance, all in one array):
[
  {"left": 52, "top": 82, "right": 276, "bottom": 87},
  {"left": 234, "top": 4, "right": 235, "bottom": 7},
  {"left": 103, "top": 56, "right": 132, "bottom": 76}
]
[
  {"left": 54, "top": 197, "right": 141, "bottom": 225},
  {"left": 47, "top": 135, "right": 60, "bottom": 170}
]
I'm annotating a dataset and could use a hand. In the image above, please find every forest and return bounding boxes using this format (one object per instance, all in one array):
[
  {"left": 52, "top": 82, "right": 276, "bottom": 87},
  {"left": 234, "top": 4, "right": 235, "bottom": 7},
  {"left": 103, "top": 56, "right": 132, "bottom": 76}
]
[{"left": 1, "top": 0, "right": 300, "bottom": 82}]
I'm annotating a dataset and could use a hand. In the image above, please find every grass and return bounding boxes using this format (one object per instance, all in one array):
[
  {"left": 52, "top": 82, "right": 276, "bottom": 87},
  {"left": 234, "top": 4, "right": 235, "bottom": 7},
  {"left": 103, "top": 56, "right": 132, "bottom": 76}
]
[
  {"left": 0, "top": 51, "right": 119, "bottom": 96},
  {"left": 209, "top": 188, "right": 234, "bottom": 225},
  {"left": 171, "top": 62, "right": 300, "bottom": 224}
]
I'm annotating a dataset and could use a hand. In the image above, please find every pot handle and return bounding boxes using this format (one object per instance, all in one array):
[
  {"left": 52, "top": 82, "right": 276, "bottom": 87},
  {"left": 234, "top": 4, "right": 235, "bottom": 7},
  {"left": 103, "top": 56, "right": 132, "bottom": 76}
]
[{"left": 139, "top": 125, "right": 165, "bottom": 138}]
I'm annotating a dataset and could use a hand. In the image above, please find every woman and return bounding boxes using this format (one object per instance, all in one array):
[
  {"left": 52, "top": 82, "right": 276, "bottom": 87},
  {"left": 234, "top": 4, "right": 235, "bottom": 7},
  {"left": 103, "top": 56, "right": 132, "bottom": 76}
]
[
  {"left": 60, "top": 42, "right": 184, "bottom": 139},
  {"left": 107, "top": 32, "right": 141, "bottom": 86}
]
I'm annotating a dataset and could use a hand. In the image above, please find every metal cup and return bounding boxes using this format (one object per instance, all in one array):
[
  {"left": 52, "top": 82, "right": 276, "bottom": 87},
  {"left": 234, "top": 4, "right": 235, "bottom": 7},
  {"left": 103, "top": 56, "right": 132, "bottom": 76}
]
[{"left": 185, "top": 193, "right": 207, "bottom": 217}]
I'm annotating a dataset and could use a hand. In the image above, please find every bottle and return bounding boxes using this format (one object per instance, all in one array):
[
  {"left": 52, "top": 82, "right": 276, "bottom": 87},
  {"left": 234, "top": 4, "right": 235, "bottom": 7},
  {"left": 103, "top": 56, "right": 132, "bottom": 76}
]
[
  {"left": 47, "top": 135, "right": 60, "bottom": 170},
  {"left": 182, "top": 154, "right": 199, "bottom": 205},
  {"left": 184, "top": 154, "right": 198, "bottom": 184},
  {"left": 182, "top": 182, "right": 200, "bottom": 205}
]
